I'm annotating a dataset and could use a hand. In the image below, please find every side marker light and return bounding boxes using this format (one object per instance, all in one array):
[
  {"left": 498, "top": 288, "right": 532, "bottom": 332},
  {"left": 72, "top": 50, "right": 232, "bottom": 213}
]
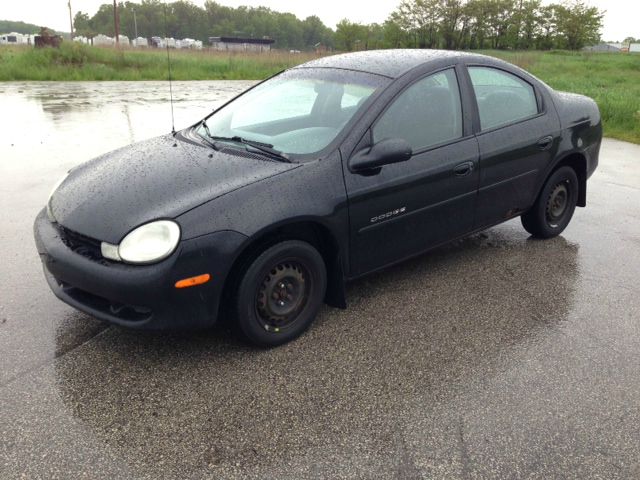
[{"left": 175, "top": 273, "right": 211, "bottom": 289}]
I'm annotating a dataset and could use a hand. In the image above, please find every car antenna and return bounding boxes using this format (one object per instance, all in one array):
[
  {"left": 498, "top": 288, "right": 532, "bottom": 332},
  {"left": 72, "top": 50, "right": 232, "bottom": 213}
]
[{"left": 163, "top": 1, "right": 176, "bottom": 138}]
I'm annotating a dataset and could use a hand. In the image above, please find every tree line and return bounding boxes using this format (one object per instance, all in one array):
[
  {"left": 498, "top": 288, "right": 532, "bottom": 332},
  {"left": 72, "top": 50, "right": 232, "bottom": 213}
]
[
  {"left": 336, "top": 0, "right": 604, "bottom": 51},
  {"left": 73, "top": 0, "right": 333, "bottom": 50},
  {"left": 72, "top": 0, "right": 604, "bottom": 51},
  {"left": 0, "top": 19, "right": 66, "bottom": 36}
]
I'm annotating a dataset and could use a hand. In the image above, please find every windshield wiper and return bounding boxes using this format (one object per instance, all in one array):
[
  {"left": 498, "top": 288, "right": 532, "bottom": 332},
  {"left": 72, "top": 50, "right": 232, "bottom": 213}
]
[
  {"left": 197, "top": 119, "right": 220, "bottom": 150},
  {"left": 200, "top": 119, "right": 212, "bottom": 138},
  {"left": 209, "top": 135, "right": 292, "bottom": 163}
]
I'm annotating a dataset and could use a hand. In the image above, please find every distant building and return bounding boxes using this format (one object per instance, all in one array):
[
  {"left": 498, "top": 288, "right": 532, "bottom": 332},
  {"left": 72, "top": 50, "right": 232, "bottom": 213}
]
[
  {"left": 93, "top": 34, "right": 115, "bottom": 46},
  {"left": 0, "top": 32, "right": 33, "bottom": 45},
  {"left": 73, "top": 36, "right": 90, "bottom": 44},
  {"left": 630, "top": 43, "right": 640, "bottom": 53},
  {"left": 176, "top": 38, "right": 203, "bottom": 50},
  {"left": 132, "top": 37, "right": 148, "bottom": 47},
  {"left": 583, "top": 43, "right": 622, "bottom": 52},
  {"left": 149, "top": 37, "right": 179, "bottom": 49},
  {"left": 91, "top": 34, "right": 128, "bottom": 46},
  {"left": 208, "top": 36, "right": 274, "bottom": 53},
  {"left": 150, "top": 36, "right": 165, "bottom": 48}
]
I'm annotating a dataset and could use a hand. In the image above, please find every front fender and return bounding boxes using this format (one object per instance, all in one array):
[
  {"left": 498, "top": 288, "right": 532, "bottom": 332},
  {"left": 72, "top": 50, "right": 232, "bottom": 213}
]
[{"left": 176, "top": 154, "right": 348, "bottom": 243}]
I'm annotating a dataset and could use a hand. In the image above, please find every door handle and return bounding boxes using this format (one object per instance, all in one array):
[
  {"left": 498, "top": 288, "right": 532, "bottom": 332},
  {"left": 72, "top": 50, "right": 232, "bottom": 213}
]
[
  {"left": 537, "top": 135, "right": 554, "bottom": 150},
  {"left": 453, "top": 161, "right": 474, "bottom": 176}
]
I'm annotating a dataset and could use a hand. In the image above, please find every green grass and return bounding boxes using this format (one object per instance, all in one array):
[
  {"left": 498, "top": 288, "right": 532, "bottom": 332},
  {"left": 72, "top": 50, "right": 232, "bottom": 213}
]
[
  {"left": 485, "top": 50, "right": 640, "bottom": 144},
  {"left": 1, "top": 44, "right": 638, "bottom": 143},
  {"left": 0, "top": 43, "right": 317, "bottom": 81}
]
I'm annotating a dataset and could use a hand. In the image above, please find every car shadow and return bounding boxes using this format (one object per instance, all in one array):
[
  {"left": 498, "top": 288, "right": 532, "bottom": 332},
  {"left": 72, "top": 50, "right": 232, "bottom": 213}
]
[{"left": 52, "top": 221, "right": 580, "bottom": 477}]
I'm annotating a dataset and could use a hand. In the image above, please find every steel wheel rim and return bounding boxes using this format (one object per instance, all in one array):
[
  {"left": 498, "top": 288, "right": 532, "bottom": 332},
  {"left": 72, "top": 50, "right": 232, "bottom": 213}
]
[
  {"left": 255, "top": 260, "right": 311, "bottom": 332},
  {"left": 546, "top": 182, "right": 569, "bottom": 227}
]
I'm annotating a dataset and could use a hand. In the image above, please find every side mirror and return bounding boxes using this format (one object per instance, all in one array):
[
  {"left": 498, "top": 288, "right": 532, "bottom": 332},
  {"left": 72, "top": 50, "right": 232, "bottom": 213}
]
[{"left": 349, "top": 138, "right": 412, "bottom": 173}]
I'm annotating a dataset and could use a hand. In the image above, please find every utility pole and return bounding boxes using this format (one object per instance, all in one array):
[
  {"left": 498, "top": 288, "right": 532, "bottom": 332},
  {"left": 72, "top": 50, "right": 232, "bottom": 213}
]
[
  {"left": 68, "top": 1, "right": 74, "bottom": 40},
  {"left": 133, "top": 7, "right": 138, "bottom": 39},
  {"left": 113, "top": 0, "right": 120, "bottom": 46}
]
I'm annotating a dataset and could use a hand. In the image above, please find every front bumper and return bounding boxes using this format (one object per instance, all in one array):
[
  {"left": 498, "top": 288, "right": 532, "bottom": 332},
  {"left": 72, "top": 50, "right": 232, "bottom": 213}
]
[{"left": 33, "top": 208, "right": 247, "bottom": 329}]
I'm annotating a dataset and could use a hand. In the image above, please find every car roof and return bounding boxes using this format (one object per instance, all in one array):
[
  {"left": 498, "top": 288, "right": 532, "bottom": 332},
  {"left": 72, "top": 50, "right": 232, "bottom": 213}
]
[{"left": 294, "top": 49, "right": 489, "bottom": 78}]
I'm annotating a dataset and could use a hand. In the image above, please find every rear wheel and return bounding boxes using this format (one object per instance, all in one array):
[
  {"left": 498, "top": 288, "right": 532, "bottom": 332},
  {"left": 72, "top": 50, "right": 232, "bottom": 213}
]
[
  {"left": 521, "top": 166, "right": 578, "bottom": 238},
  {"left": 234, "top": 240, "right": 326, "bottom": 347}
]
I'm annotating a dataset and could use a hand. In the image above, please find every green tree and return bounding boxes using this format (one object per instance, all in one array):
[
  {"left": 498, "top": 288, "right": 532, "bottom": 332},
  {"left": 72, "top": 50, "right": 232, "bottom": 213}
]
[
  {"left": 382, "top": 18, "right": 410, "bottom": 48},
  {"left": 439, "top": 0, "right": 465, "bottom": 49},
  {"left": 302, "top": 15, "right": 333, "bottom": 49},
  {"left": 335, "top": 19, "right": 365, "bottom": 51},
  {"left": 535, "top": 4, "right": 557, "bottom": 49},
  {"left": 0, "top": 20, "right": 46, "bottom": 34},
  {"left": 380, "top": 0, "right": 604, "bottom": 51},
  {"left": 553, "top": 0, "right": 603, "bottom": 50},
  {"left": 516, "top": 0, "right": 542, "bottom": 49},
  {"left": 465, "top": 0, "right": 490, "bottom": 48},
  {"left": 73, "top": 12, "right": 93, "bottom": 38}
]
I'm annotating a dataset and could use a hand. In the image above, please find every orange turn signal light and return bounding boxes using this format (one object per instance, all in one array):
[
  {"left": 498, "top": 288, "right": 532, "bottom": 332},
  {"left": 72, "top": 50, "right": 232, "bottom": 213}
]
[{"left": 175, "top": 273, "right": 211, "bottom": 289}]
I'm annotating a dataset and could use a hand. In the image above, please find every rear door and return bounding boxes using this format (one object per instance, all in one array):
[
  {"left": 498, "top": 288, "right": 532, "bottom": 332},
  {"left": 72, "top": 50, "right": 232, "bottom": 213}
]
[
  {"left": 344, "top": 67, "right": 479, "bottom": 276},
  {"left": 465, "top": 65, "right": 561, "bottom": 227}
]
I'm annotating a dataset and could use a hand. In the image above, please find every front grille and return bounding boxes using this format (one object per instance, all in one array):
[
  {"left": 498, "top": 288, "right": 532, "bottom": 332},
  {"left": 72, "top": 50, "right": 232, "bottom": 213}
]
[{"left": 57, "top": 225, "right": 109, "bottom": 264}]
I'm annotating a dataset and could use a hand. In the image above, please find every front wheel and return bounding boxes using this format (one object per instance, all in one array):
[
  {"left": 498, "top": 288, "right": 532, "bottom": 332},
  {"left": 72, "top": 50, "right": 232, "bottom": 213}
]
[
  {"left": 521, "top": 166, "right": 579, "bottom": 238},
  {"left": 234, "top": 240, "right": 327, "bottom": 347}
]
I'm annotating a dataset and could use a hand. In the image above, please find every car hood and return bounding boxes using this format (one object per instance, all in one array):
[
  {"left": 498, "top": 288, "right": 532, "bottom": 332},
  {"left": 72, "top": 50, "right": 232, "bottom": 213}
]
[{"left": 50, "top": 133, "right": 298, "bottom": 243}]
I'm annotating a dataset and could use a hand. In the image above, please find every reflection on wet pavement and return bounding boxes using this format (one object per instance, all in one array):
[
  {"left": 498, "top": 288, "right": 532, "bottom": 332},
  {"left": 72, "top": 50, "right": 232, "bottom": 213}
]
[{"left": 1, "top": 82, "right": 639, "bottom": 479}]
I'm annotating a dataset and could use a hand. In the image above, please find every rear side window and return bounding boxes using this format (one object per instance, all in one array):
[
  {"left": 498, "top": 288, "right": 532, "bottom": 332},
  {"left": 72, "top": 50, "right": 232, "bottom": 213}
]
[
  {"left": 373, "top": 68, "right": 462, "bottom": 151},
  {"left": 468, "top": 67, "right": 539, "bottom": 130}
]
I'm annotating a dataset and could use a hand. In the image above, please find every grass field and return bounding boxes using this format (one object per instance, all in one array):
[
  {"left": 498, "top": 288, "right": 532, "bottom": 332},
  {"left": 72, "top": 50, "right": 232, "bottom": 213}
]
[
  {"left": 1, "top": 43, "right": 638, "bottom": 143},
  {"left": 487, "top": 50, "right": 640, "bottom": 144},
  {"left": 0, "top": 43, "right": 318, "bottom": 81}
]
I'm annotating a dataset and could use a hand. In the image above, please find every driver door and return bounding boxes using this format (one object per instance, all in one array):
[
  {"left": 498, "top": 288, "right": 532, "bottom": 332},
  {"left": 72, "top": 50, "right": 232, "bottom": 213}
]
[{"left": 344, "top": 67, "right": 479, "bottom": 276}]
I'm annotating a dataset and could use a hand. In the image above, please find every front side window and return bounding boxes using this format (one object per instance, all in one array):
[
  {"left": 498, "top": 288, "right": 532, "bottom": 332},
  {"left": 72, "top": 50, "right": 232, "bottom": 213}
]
[
  {"left": 197, "top": 68, "right": 388, "bottom": 156},
  {"left": 373, "top": 68, "right": 463, "bottom": 151},
  {"left": 469, "top": 67, "right": 539, "bottom": 130}
]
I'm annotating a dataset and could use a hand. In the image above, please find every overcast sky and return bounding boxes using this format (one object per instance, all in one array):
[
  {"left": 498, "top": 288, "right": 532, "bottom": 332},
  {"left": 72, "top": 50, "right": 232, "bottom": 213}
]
[{"left": 2, "top": 0, "right": 638, "bottom": 42}]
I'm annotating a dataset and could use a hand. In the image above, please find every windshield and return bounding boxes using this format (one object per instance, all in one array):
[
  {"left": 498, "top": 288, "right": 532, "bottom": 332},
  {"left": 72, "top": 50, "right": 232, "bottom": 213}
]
[{"left": 196, "top": 68, "right": 389, "bottom": 156}]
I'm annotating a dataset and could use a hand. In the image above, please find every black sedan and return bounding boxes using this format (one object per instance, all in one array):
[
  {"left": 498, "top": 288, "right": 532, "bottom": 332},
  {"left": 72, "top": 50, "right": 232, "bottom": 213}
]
[{"left": 34, "top": 50, "right": 602, "bottom": 346}]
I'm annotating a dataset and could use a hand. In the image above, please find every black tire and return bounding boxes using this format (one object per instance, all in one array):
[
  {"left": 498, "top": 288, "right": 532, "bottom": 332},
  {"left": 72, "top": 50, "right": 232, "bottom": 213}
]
[
  {"left": 521, "top": 166, "right": 579, "bottom": 238},
  {"left": 234, "top": 240, "right": 326, "bottom": 347}
]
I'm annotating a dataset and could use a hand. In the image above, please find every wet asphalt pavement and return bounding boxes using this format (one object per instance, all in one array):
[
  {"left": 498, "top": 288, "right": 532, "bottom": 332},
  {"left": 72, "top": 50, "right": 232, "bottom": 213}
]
[{"left": 1, "top": 82, "right": 640, "bottom": 479}]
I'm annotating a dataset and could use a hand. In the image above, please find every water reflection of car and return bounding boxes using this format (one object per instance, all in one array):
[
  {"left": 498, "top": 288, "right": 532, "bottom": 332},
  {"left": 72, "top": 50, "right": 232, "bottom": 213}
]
[{"left": 34, "top": 50, "right": 602, "bottom": 346}]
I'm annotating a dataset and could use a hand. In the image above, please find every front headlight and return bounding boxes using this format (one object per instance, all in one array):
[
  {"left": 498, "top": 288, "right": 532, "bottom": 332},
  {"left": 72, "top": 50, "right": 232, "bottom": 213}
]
[{"left": 104, "top": 220, "right": 181, "bottom": 264}]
